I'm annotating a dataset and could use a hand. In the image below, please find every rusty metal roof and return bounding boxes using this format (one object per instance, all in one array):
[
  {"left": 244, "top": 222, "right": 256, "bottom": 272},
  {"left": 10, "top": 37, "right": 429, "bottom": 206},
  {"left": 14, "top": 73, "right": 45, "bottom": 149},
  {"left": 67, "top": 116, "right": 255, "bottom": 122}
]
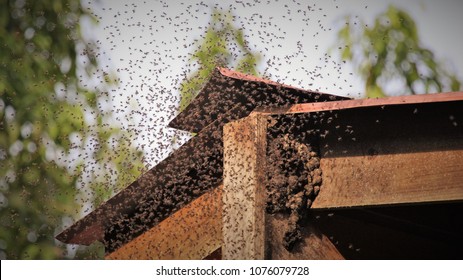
[
  {"left": 56, "top": 68, "right": 348, "bottom": 251},
  {"left": 283, "top": 91, "right": 463, "bottom": 114},
  {"left": 169, "top": 67, "right": 349, "bottom": 133}
]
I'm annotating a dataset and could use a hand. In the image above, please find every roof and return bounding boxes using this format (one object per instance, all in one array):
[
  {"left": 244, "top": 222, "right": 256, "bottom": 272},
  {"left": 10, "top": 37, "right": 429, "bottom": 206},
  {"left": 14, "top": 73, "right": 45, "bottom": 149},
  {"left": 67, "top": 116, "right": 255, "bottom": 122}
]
[
  {"left": 56, "top": 88, "right": 463, "bottom": 257},
  {"left": 283, "top": 91, "right": 463, "bottom": 114},
  {"left": 56, "top": 68, "right": 349, "bottom": 252},
  {"left": 169, "top": 67, "right": 348, "bottom": 133}
]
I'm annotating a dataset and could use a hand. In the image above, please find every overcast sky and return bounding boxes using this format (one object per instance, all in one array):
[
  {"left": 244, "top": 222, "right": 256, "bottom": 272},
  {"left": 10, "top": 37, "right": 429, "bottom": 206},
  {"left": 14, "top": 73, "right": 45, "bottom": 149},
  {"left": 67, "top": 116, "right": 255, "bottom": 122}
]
[{"left": 86, "top": 0, "right": 463, "bottom": 166}]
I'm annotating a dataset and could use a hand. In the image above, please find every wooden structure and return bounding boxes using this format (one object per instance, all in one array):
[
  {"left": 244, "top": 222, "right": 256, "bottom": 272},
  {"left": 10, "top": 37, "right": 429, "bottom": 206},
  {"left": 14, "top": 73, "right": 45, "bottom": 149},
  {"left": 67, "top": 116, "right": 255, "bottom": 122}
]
[{"left": 57, "top": 68, "right": 463, "bottom": 259}]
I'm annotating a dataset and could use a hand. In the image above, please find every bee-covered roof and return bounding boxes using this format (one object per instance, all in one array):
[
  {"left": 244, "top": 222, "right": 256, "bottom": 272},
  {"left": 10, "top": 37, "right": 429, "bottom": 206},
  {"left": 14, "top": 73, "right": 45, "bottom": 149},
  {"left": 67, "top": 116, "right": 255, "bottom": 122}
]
[{"left": 169, "top": 67, "right": 349, "bottom": 133}]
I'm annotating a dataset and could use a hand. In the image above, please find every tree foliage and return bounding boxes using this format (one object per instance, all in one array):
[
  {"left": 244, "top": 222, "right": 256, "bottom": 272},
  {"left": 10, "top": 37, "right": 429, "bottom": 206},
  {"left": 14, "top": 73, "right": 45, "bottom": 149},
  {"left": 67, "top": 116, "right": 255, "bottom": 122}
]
[
  {"left": 179, "top": 8, "right": 261, "bottom": 112},
  {"left": 337, "top": 5, "right": 461, "bottom": 98},
  {"left": 0, "top": 0, "right": 144, "bottom": 259}
]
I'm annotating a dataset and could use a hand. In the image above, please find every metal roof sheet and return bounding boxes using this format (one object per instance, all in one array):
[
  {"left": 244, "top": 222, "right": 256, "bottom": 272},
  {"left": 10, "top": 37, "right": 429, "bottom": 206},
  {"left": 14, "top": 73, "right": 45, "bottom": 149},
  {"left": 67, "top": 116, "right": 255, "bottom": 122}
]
[{"left": 169, "top": 67, "right": 349, "bottom": 133}]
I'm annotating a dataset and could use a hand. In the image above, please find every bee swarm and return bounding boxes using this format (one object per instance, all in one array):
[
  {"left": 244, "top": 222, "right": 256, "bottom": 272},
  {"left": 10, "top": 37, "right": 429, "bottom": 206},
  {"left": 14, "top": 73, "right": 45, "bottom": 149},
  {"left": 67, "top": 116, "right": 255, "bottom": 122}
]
[{"left": 266, "top": 114, "right": 322, "bottom": 250}]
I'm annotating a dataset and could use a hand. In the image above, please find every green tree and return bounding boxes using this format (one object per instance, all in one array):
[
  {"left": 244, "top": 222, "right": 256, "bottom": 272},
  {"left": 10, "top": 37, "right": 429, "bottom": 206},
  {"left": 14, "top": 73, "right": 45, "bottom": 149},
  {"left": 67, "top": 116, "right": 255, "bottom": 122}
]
[
  {"left": 0, "top": 0, "right": 144, "bottom": 259},
  {"left": 337, "top": 5, "right": 461, "bottom": 98},
  {"left": 179, "top": 8, "right": 261, "bottom": 112}
]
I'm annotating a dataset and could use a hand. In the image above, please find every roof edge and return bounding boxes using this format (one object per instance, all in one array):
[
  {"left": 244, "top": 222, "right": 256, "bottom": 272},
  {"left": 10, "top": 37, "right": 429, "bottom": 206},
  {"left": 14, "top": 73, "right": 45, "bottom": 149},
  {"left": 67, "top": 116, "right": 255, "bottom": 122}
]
[{"left": 168, "top": 67, "right": 350, "bottom": 132}]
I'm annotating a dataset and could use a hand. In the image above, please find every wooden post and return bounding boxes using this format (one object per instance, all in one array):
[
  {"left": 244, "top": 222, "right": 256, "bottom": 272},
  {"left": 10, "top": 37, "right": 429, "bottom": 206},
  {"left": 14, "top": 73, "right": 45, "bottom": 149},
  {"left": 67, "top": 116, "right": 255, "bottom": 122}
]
[{"left": 223, "top": 113, "right": 267, "bottom": 259}]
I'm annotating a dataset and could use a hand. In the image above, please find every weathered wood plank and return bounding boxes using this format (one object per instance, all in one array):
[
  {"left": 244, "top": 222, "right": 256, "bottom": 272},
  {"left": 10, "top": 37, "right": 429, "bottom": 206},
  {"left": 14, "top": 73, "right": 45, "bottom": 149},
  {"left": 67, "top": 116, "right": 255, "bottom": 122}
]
[
  {"left": 106, "top": 186, "right": 222, "bottom": 260},
  {"left": 223, "top": 113, "right": 267, "bottom": 260},
  {"left": 314, "top": 150, "right": 463, "bottom": 209}
]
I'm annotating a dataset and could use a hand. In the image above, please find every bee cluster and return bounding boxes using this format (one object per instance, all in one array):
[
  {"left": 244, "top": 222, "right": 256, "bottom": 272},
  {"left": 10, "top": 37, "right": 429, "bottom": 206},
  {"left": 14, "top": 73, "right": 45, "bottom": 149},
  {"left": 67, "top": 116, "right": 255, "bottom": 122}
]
[{"left": 266, "top": 114, "right": 322, "bottom": 250}]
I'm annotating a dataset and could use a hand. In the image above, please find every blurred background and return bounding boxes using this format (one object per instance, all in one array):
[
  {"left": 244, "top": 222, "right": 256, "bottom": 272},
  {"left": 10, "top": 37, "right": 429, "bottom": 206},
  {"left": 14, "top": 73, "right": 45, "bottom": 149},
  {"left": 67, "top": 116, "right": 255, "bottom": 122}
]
[{"left": 1, "top": 0, "right": 462, "bottom": 259}]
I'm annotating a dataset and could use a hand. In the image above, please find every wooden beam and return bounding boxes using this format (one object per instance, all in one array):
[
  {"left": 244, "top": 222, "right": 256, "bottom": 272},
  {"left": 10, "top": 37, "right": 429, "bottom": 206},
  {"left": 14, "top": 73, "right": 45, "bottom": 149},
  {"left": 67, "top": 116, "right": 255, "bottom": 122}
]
[
  {"left": 223, "top": 113, "right": 267, "bottom": 260},
  {"left": 310, "top": 99, "right": 463, "bottom": 209},
  {"left": 106, "top": 186, "right": 222, "bottom": 260},
  {"left": 314, "top": 150, "right": 463, "bottom": 209}
]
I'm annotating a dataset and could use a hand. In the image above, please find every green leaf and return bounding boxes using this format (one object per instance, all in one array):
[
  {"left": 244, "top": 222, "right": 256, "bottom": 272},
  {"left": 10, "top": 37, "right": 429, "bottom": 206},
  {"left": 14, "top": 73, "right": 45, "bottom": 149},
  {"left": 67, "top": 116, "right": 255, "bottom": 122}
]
[{"left": 335, "top": 5, "right": 461, "bottom": 97}]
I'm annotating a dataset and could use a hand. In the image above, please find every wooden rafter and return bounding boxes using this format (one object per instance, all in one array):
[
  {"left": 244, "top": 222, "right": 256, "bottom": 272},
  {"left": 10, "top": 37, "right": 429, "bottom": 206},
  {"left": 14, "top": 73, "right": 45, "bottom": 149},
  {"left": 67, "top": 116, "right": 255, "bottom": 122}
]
[{"left": 107, "top": 186, "right": 222, "bottom": 260}]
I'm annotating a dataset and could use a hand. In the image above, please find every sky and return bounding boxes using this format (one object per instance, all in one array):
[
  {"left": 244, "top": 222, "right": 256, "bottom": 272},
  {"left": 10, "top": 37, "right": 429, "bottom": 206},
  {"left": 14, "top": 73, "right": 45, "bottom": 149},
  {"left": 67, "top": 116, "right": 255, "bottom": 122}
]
[{"left": 85, "top": 0, "right": 463, "bottom": 167}]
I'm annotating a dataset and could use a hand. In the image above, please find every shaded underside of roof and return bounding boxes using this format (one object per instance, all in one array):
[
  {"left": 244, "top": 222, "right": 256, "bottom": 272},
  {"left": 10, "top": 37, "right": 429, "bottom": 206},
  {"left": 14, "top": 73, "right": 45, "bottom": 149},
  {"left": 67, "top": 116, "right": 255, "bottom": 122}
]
[{"left": 169, "top": 67, "right": 349, "bottom": 133}]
